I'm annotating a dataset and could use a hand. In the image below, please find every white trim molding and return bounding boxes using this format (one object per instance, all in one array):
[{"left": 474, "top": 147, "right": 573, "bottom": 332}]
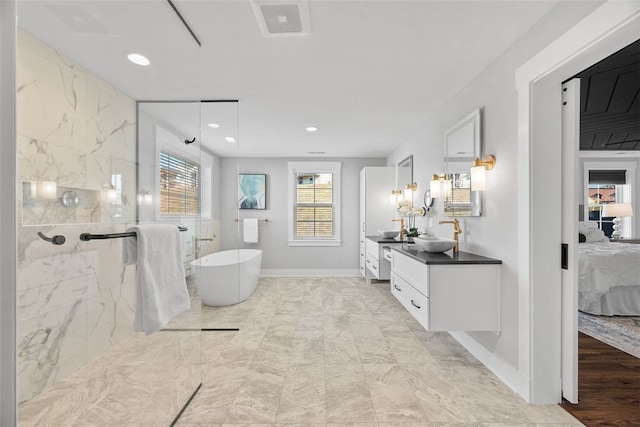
[
  {"left": 450, "top": 332, "right": 529, "bottom": 399},
  {"left": 516, "top": 0, "right": 640, "bottom": 404},
  {"left": 261, "top": 269, "right": 360, "bottom": 277},
  {"left": 287, "top": 161, "right": 342, "bottom": 247}
]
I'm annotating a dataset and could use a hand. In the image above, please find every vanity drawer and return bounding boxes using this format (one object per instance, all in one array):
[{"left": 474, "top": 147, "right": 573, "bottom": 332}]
[
  {"left": 366, "top": 256, "right": 380, "bottom": 279},
  {"left": 366, "top": 238, "right": 379, "bottom": 259},
  {"left": 391, "top": 273, "right": 430, "bottom": 330},
  {"left": 392, "top": 251, "right": 429, "bottom": 296},
  {"left": 383, "top": 247, "right": 392, "bottom": 262}
]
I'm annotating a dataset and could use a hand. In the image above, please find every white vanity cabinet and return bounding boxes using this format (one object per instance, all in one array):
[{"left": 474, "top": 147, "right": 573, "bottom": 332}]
[
  {"left": 365, "top": 237, "right": 403, "bottom": 281},
  {"left": 359, "top": 167, "right": 396, "bottom": 280},
  {"left": 391, "top": 248, "right": 501, "bottom": 331}
]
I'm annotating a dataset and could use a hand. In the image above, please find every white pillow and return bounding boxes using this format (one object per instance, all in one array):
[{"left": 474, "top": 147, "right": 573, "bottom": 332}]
[
  {"left": 583, "top": 227, "right": 609, "bottom": 243},
  {"left": 578, "top": 221, "right": 598, "bottom": 233}
]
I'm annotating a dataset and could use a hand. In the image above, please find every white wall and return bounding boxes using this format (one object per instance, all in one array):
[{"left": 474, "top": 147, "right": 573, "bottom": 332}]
[
  {"left": 220, "top": 157, "right": 386, "bottom": 274},
  {"left": 0, "top": 0, "right": 17, "bottom": 423},
  {"left": 387, "top": 0, "right": 602, "bottom": 391}
]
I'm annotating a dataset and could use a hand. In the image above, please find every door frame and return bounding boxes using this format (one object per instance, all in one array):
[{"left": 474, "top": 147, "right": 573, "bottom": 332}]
[
  {"left": 516, "top": 0, "right": 640, "bottom": 404},
  {"left": 0, "top": 0, "right": 18, "bottom": 424},
  {"left": 560, "top": 78, "right": 580, "bottom": 404}
]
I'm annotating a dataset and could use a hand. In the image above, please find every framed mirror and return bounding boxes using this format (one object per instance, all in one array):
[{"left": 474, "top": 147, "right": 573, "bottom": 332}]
[{"left": 443, "top": 108, "right": 481, "bottom": 216}]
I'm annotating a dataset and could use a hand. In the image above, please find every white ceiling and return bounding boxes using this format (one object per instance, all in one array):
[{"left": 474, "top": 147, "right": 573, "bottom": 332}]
[{"left": 17, "top": 0, "right": 560, "bottom": 158}]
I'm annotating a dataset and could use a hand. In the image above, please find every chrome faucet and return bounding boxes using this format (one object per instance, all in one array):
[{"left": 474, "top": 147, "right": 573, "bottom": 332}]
[
  {"left": 391, "top": 218, "right": 405, "bottom": 240},
  {"left": 438, "top": 218, "right": 462, "bottom": 252},
  {"left": 195, "top": 236, "right": 214, "bottom": 259}
]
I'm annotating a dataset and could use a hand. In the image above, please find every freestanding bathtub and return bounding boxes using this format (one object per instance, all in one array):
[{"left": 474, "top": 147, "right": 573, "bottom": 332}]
[{"left": 191, "top": 249, "right": 262, "bottom": 306}]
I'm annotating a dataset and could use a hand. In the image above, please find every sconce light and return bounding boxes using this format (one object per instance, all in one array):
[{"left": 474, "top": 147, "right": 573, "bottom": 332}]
[
  {"left": 404, "top": 182, "right": 417, "bottom": 201},
  {"left": 36, "top": 180, "right": 57, "bottom": 199},
  {"left": 429, "top": 174, "right": 451, "bottom": 198},
  {"left": 470, "top": 155, "right": 496, "bottom": 192},
  {"left": 389, "top": 189, "right": 403, "bottom": 205},
  {"left": 137, "top": 189, "right": 153, "bottom": 206},
  {"left": 103, "top": 183, "right": 118, "bottom": 203}
]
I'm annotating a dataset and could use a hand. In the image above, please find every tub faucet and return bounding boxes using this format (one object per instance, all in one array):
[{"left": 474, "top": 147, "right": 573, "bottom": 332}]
[
  {"left": 195, "top": 236, "right": 214, "bottom": 259},
  {"left": 438, "top": 218, "right": 462, "bottom": 252},
  {"left": 391, "top": 218, "right": 405, "bottom": 240}
]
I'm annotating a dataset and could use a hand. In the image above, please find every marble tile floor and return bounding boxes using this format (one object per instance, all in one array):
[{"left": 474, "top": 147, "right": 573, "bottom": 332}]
[{"left": 18, "top": 277, "right": 583, "bottom": 426}]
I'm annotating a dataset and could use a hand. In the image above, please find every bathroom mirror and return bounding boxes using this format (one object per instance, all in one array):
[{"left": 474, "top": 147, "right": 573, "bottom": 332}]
[
  {"left": 443, "top": 109, "right": 481, "bottom": 216},
  {"left": 397, "top": 155, "right": 413, "bottom": 203}
]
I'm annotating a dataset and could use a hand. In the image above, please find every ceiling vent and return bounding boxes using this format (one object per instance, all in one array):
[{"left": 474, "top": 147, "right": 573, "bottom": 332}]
[{"left": 250, "top": 0, "right": 311, "bottom": 37}]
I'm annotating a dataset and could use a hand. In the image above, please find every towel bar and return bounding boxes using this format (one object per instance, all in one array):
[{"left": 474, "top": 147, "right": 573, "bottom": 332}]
[
  {"left": 79, "top": 226, "right": 188, "bottom": 241},
  {"left": 234, "top": 219, "right": 268, "bottom": 222}
]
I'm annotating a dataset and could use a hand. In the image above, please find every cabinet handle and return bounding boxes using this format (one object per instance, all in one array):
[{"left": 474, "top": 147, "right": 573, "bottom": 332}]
[
  {"left": 394, "top": 284, "right": 401, "bottom": 292},
  {"left": 372, "top": 265, "right": 377, "bottom": 270},
  {"left": 410, "top": 299, "right": 421, "bottom": 309},
  {"left": 360, "top": 253, "right": 364, "bottom": 256}
]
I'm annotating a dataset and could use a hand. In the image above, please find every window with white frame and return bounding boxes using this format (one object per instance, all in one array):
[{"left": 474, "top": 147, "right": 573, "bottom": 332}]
[
  {"left": 288, "top": 162, "right": 341, "bottom": 246},
  {"left": 583, "top": 161, "right": 635, "bottom": 238},
  {"left": 160, "top": 150, "right": 200, "bottom": 216},
  {"left": 156, "top": 125, "right": 212, "bottom": 219}
]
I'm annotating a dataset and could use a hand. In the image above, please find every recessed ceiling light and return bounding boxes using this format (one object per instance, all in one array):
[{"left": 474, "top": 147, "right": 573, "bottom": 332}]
[
  {"left": 225, "top": 136, "right": 237, "bottom": 143},
  {"left": 127, "top": 53, "right": 150, "bottom": 66},
  {"left": 306, "top": 126, "right": 318, "bottom": 132},
  {"left": 208, "top": 123, "right": 220, "bottom": 128}
]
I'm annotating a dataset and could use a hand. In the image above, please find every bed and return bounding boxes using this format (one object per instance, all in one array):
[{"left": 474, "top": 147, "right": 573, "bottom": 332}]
[{"left": 578, "top": 222, "right": 640, "bottom": 316}]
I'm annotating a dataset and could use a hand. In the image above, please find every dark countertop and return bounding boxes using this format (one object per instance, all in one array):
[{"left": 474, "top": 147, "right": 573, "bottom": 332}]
[
  {"left": 391, "top": 246, "right": 502, "bottom": 265},
  {"left": 365, "top": 235, "right": 406, "bottom": 244}
]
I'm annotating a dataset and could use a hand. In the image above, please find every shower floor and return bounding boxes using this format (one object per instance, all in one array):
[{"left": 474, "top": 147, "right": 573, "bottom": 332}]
[{"left": 18, "top": 277, "right": 581, "bottom": 426}]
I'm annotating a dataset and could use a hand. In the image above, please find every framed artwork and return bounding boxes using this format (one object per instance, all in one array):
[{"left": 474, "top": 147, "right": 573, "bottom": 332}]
[{"left": 239, "top": 174, "right": 267, "bottom": 210}]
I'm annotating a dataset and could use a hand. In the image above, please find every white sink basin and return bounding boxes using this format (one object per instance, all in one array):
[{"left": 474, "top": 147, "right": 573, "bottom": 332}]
[
  {"left": 413, "top": 236, "right": 456, "bottom": 253},
  {"left": 378, "top": 230, "right": 399, "bottom": 239}
]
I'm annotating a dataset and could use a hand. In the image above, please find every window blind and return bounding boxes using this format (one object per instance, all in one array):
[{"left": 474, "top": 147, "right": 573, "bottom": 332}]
[
  {"left": 160, "top": 150, "right": 200, "bottom": 216},
  {"left": 589, "top": 170, "right": 626, "bottom": 185},
  {"left": 295, "top": 173, "right": 334, "bottom": 237}
]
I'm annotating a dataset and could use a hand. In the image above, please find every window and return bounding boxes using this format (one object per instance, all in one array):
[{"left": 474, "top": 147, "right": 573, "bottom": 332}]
[
  {"left": 288, "top": 162, "right": 341, "bottom": 246},
  {"left": 160, "top": 150, "right": 200, "bottom": 216},
  {"left": 155, "top": 125, "right": 212, "bottom": 219},
  {"left": 584, "top": 162, "right": 635, "bottom": 238}
]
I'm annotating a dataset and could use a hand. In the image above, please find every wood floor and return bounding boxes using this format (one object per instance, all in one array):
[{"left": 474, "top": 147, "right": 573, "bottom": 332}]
[{"left": 560, "top": 332, "right": 640, "bottom": 426}]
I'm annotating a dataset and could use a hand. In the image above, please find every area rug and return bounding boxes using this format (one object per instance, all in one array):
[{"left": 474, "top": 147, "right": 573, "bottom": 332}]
[{"left": 578, "top": 311, "right": 640, "bottom": 358}]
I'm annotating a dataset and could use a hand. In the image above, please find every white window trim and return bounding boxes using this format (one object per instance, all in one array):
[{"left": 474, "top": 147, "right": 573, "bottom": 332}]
[
  {"left": 155, "top": 125, "right": 212, "bottom": 220},
  {"left": 288, "top": 161, "right": 341, "bottom": 247}
]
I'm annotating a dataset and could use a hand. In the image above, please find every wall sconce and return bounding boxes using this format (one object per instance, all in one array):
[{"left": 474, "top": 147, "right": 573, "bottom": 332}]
[
  {"left": 429, "top": 174, "right": 451, "bottom": 198},
  {"left": 470, "top": 155, "right": 496, "bottom": 191},
  {"left": 36, "top": 180, "right": 57, "bottom": 199},
  {"left": 404, "top": 182, "right": 417, "bottom": 201},
  {"left": 389, "top": 189, "right": 403, "bottom": 205},
  {"left": 137, "top": 189, "right": 153, "bottom": 206}
]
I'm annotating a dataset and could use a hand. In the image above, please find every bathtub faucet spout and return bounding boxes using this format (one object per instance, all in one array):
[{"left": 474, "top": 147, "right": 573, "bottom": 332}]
[{"left": 195, "top": 236, "right": 215, "bottom": 259}]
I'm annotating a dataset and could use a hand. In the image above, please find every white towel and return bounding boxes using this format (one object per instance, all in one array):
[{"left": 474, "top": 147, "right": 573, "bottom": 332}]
[
  {"left": 122, "top": 224, "right": 190, "bottom": 334},
  {"left": 243, "top": 218, "right": 259, "bottom": 243}
]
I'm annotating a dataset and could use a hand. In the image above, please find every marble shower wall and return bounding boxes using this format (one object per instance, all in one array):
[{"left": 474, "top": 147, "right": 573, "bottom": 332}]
[{"left": 16, "top": 31, "right": 138, "bottom": 403}]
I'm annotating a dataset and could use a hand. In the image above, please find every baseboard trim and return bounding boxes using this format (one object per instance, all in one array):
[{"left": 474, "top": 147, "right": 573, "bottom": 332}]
[
  {"left": 260, "top": 269, "right": 361, "bottom": 277},
  {"left": 449, "top": 331, "right": 530, "bottom": 402}
]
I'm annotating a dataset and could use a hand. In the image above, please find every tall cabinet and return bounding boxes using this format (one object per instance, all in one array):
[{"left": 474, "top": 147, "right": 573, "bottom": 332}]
[{"left": 360, "top": 167, "right": 396, "bottom": 280}]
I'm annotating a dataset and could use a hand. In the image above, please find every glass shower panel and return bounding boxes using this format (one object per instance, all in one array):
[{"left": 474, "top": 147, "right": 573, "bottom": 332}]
[
  {"left": 196, "top": 101, "right": 242, "bottom": 329},
  {"left": 16, "top": 1, "right": 203, "bottom": 424}
]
